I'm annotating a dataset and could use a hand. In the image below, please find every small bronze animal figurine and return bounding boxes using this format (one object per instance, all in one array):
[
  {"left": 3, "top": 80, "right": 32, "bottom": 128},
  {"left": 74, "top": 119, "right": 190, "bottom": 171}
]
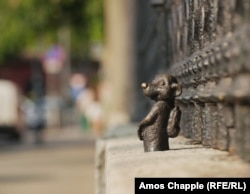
[{"left": 138, "top": 74, "right": 182, "bottom": 152}]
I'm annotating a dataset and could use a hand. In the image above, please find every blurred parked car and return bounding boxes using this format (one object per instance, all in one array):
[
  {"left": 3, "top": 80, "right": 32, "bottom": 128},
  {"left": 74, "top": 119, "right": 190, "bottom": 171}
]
[{"left": 0, "top": 79, "right": 24, "bottom": 141}]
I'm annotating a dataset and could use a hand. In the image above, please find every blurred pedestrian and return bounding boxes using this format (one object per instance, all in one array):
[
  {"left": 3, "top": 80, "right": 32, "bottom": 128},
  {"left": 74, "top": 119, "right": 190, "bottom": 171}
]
[
  {"left": 21, "top": 96, "right": 46, "bottom": 144},
  {"left": 69, "top": 73, "right": 88, "bottom": 102},
  {"left": 76, "top": 87, "right": 104, "bottom": 137},
  {"left": 22, "top": 79, "right": 46, "bottom": 144}
]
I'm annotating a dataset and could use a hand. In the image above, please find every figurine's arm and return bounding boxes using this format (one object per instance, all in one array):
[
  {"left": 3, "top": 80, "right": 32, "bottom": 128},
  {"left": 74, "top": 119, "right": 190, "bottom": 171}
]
[
  {"left": 138, "top": 106, "right": 158, "bottom": 140},
  {"left": 167, "top": 106, "right": 181, "bottom": 138}
]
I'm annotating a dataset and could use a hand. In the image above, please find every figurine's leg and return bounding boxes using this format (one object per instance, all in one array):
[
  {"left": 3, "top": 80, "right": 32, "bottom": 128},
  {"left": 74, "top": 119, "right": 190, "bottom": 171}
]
[
  {"left": 143, "top": 140, "right": 169, "bottom": 152},
  {"left": 143, "top": 129, "right": 169, "bottom": 152},
  {"left": 167, "top": 106, "right": 181, "bottom": 138}
]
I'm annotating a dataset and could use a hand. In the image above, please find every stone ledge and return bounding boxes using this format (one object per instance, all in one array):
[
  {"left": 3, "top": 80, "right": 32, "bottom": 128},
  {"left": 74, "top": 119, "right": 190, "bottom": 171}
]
[{"left": 95, "top": 127, "right": 250, "bottom": 194}]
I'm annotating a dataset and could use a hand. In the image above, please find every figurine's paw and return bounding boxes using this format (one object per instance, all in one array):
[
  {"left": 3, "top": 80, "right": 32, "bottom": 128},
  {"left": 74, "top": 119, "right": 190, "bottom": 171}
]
[
  {"left": 138, "top": 132, "right": 143, "bottom": 140},
  {"left": 138, "top": 134, "right": 143, "bottom": 140},
  {"left": 138, "top": 128, "right": 144, "bottom": 140}
]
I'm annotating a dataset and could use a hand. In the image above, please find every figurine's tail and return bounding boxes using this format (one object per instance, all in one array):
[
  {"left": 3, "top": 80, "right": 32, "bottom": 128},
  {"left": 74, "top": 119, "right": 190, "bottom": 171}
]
[{"left": 167, "top": 106, "right": 181, "bottom": 138}]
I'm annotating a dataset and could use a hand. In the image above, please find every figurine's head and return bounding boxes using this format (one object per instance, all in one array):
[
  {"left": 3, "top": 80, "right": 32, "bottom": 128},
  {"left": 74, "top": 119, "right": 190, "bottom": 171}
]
[{"left": 141, "top": 74, "right": 182, "bottom": 101}]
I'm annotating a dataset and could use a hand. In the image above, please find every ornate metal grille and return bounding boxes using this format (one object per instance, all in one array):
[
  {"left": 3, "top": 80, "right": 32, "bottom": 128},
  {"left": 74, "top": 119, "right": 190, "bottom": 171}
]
[{"left": 148, "top": 0, "right": 250, "bottom": 162}]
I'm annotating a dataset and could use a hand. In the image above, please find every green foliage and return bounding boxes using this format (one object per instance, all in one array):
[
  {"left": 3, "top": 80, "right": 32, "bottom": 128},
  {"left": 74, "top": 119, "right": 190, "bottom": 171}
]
[{"left": 0, "top": 0, "right": 104, "bottom": 62}]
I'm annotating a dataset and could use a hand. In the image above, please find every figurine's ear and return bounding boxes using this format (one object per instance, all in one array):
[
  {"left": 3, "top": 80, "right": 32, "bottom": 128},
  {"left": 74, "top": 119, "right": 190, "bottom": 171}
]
[{"left": 171, "top": 83, "right": 182, "bottom": 97}]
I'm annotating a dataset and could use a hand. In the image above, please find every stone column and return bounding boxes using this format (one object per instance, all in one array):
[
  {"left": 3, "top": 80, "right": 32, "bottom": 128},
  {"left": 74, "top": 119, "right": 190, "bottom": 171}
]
[{"left": 101, "top": 0, "right": 136, "bottom": 128}]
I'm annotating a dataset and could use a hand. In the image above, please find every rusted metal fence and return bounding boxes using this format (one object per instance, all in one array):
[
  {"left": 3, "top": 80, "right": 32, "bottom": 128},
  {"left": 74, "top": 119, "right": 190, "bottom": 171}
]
[{"left": 137, "top": 0, "right": 250, "bottom": 162}]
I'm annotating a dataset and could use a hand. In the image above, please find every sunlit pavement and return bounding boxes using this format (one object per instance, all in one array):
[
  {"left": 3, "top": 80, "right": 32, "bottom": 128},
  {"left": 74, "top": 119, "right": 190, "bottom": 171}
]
[{"left": 0, "top": 126, "right": 96, "bottom": 194}]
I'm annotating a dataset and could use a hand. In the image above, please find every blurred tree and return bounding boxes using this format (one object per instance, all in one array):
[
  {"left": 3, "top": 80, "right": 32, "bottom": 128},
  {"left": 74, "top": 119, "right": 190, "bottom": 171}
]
[{"left": 0, "top": 0, "right": 104, "bottom": 62}]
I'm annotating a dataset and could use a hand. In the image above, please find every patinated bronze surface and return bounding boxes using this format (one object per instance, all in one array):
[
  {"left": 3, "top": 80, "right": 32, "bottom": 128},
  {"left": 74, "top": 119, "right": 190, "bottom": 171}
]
[{"left": 138, "top": 74, "right": 182, "bottom": 152}]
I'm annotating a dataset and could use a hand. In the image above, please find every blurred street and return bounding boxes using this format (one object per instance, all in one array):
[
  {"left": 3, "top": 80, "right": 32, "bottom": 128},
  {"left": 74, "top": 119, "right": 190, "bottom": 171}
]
[{"left": 0, "top": 126, "right": 96, "bottom": 194}]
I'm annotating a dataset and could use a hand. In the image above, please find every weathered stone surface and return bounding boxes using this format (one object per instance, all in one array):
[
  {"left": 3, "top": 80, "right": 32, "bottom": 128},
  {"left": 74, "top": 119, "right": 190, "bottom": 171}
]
[{"left": 96, "top": 133, "right": 250, "bottom": 194}]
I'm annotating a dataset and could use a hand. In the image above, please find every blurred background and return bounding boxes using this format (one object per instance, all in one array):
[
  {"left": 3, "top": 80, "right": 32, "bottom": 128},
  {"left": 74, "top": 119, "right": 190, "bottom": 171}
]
[
  {"left": 0, "top": 0, "right": 152, "bottom": 193},
  {"left": 0, "top": 0, "right": 144, "bottom": 194},
  {"left": 0, "top": 0, "right": 105, "bottom": 138}
]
